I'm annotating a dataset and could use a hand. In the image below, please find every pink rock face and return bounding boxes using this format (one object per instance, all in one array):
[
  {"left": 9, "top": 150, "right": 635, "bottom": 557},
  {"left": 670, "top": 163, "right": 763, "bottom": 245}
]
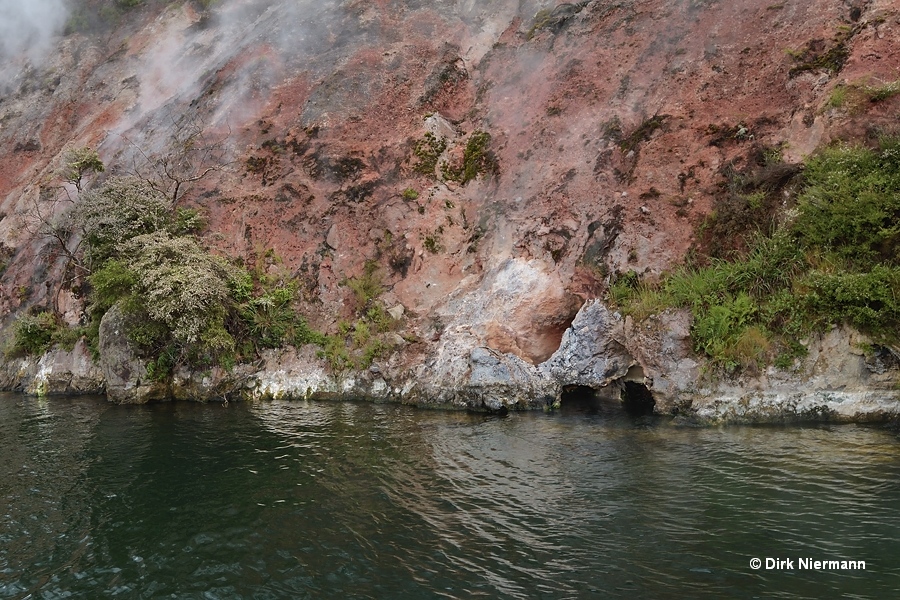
[{"left": 1, "top": 0, "right": 898, "bottom": 371}]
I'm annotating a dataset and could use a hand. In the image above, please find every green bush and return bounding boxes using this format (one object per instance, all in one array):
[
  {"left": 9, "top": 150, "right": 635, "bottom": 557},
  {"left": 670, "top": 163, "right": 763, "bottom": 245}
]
[
  {"left": 9, "top": 312, "right": 59, "bottom": 356},
  {"left": 170, "top": 207, "right": 206, "bottom": 235},
  {"left": 441, "top": 131, "right": 498, "bottom": 184},
  {"left": 7, "top": 312, "right": 83, "bottom": 357},
  {"left": 345, "top": 261, "right": 383, "bottom": 311},
  {"left": 123, "top": 232, "right": 234, "bottom": 347},
  {"left": 60, "top": 147, "right": 104, "bottom": 192},
  {"left": 81, "top": 208, "right": 322, "bottom": 374},
  {"left": 793, "top": 140, "right": 900, "bottom": 267},
  {"left": 801, "top": 266, "right": 900, "bottom": 333},
  {"left": 74, "top": 176, "right": 171, "bottom": 269},
  {"left": 413, "top": 132, "right": 448, "bottom": 176},
  {"left": 237, "top": 284, "right": 321, "bottom": 351},
  {"left": 611, "top": 137, "right": 900, "bottom": 370}
]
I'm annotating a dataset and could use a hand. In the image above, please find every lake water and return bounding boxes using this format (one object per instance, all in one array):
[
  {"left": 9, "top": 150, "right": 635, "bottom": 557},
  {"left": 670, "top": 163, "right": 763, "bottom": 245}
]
[{"left": 2, "top": 393, "right": 899, "bottom": 599}]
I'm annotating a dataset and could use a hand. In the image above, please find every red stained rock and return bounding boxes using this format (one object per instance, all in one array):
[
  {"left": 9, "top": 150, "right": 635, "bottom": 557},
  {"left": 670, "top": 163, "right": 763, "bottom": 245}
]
[{"left": 1, "top": 0, "right": 899, "bottom": 375}]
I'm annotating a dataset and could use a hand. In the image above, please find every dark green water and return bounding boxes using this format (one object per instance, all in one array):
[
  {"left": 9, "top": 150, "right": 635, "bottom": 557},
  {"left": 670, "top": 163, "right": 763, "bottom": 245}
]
[{"left": 2, "top": 393, "right": 900, "bottom": 599}]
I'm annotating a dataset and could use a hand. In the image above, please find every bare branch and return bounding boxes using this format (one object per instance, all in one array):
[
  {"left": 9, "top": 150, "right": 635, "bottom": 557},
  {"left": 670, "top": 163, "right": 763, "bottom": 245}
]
[{"left": 120, "top": 115, "right": 233, "bottom": 207}]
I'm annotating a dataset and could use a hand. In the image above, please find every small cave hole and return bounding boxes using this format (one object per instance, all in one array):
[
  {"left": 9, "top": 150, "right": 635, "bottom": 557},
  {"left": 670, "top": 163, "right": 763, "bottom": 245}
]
[
  {"left": 621, "top": 381, "right": 656, "bottom": 416},
  {"left": 559, "top": 385, "right": 602, "bottom": 413}
]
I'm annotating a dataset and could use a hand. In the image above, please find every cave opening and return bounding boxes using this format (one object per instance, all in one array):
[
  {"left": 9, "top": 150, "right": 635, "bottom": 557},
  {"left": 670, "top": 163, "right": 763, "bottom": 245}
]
[
  {"left": 559, "top": 385, "right": 602, "bottom": 413},
  {"left": 621, "top": 381, "right": 656, "bottom": 416}
]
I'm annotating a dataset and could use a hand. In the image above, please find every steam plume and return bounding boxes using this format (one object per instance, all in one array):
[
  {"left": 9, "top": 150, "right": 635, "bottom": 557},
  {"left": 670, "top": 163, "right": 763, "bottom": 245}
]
[{"left": 0, "top": 0, "right": 68, "bottom": 61}]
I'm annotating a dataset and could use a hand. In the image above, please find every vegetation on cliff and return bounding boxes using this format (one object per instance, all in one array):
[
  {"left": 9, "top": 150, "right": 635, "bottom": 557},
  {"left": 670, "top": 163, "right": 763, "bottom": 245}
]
[
  {"left": 6, "top": 164, "right": 318, "bottom": 380},
  {"left": 7, "top": 148, "right": 400, "bottom": 381},
  {"left": 611, "top": 137, "right": 900, "bottom": 371}
]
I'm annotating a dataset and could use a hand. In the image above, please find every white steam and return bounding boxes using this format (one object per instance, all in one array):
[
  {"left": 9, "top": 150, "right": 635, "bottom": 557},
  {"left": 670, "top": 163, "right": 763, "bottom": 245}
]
[
  {"left": 0, "top": 0, "right": 68, "bottom": 61},
  {"left": 0, "top": 0, "right": 68, "bottom": 92}
]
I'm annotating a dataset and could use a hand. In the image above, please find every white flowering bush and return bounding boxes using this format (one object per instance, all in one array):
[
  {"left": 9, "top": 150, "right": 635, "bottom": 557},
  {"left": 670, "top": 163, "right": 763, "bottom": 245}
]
[
  {"left": 78, "top": 176, "right": 313, "bottom": 377},
  {"left": 74, "top": 176, "right": 171, "bottom": 269}
]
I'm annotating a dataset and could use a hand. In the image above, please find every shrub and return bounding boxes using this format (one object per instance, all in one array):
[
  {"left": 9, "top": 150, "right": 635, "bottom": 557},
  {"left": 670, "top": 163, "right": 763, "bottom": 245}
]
[
  {"left": 238, "top": 284, "right": 320, "bottom": 351},
  {"left": 122, "top": 232, "right": 235, "bottom": 349},
  {"left": 60, "top": 147, "right": 104, "bottom": 192},
  {"left": 170, "top": 207, "right": 206, "bottom": 235},
  {"left": 413, "top": 132, "right": 447, "bottom": 176},
  {"left": 345, "top": 261, "right": 383, "bottom": 311},
  {"left": 864, "top": 80, "right": 900, "bottom": 102},
  {"left": 801, "top": 266, "right": 900, "bottom": 335},
  {"left": 610, "top": 136, "right": 900, "bottom": 370},
  {"left": 74, "top": 176, "right": 171, "bottom": 269},
  {"left": 9, "top": 312, "right": 59, "bottom": 356},
  {"left": 793, "top": 140, "right": 900, "bottom": 267}
]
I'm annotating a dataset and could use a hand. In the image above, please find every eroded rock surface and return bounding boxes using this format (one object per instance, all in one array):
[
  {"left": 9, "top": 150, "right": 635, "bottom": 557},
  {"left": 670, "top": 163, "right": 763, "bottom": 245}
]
[
  {"left": 1, "top": 0, "right": 899, "bottom": 421},
  {"left": 98, "top": 305, "right": 169, "bottom": 404},
  {"left": 0, "top": 339, "right": 104, "bottom": 396}
]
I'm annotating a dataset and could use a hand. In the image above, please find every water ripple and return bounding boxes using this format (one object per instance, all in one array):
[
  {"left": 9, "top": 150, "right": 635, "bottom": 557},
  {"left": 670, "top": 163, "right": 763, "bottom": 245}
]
[{"left": 2, "top": 396, "right": 900, "bottom": 598}]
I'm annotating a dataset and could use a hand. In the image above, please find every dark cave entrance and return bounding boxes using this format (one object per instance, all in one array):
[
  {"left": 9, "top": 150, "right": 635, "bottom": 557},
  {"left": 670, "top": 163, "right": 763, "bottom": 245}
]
[
  {"left": 559, "top": 385, "right": 602, "bottom": 413},
  {"left": 621, "top": 381, "right": 656, "bottom": 416}
]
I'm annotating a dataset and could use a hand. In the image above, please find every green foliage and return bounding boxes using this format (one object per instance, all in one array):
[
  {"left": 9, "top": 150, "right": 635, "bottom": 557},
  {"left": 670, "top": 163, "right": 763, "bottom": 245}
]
[
  {"left": 793, "top": 140, "right": 900, "bottom": 267},
  {"left": 442, "top": 131, "right": 498, "bottom": 184},
  {"left": 6, "top": 312, "right": 83, "bottom": 357},
  {"left": 123, "top": 232, "right": 233, "bottom": 346},
  {"left": 801, "top": 266, "right": 900, "bottom": 332},
  {"left": 74, "top": 176, "right": 171, "bottom": 269},
  {"left": 319, "top": 261, "right": 399, "bottom": 373},
  {"left": 9, "top": 312, "right": 59, "bottom": 356},
  {"left": 65, "top": 0, "right": 148, "bottom": 35},
  {"left": 788, "top": 28, "right": 856, "bottom": 77},
  {"left": 238, "top": 283, "right": 321, "bottom": 351},
  {"left": 145, "top": 347, "right": 177, "bottom": 382},
  {"left": 321, "top": 312, "right": 393, "bottom": 373},
  {"left": 401, "top": 187, "right": 419, "bottom": 200},
  {"left": 691, "top": 293, "right": 758, "bottom": 364},
  {"left": 608, "top": 270, "right": 644, "bottom": 311},
  {"left": 699, "top": 150, "right": 801, "bottom": 258},
  {"left": 619, "top": 115, "right": 667, "bottom": 155},
  {"left": 828, "top": 80, "right": 900, "bottom": 112},
  {"left": 827, "top": 85, "right": 849, "bottom": 108},
  {"left": 365, "top": 304, "right": 394, "bottom": 333},
  {"left": 413, "top": 132, "right": 448, "bottom": 176},
  {"left": 345, "top": 261, "right": 383, "bottom": 311},
  {"left": 88, "top": 259, "right": 137, "bottom": 319},
  {"left": 60, "top": 147, "right": 104, "bottom": 192},
  {"left": 610, "top": 137, "right": 900, "bottom": 370},
  {"left": 526, "top": 8, "right": 554, "bottom": 40},
  {"left": 169, "top": 207, "right": 206, "bottom": 235},
  {"left": 864, "top": 80, "right": 900, "bottom": 102},
  {"left": 84, "top": 228, "right": 320, "bottom": 375},
  {"left": 423, "top": 234, "right": 442, "bottom": 254}
]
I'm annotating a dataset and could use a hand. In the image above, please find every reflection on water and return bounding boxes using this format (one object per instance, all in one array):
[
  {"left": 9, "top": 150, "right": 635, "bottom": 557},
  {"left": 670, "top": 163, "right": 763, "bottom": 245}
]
[{"left": 1, "top": 393, "right": 900, "bottom": 598}]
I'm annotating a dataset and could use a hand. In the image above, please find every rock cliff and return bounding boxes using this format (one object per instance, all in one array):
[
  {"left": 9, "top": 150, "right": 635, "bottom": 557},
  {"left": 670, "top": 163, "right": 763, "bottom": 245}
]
[{"left": 1, "top": 0, "right": 899, "bottom": 422}]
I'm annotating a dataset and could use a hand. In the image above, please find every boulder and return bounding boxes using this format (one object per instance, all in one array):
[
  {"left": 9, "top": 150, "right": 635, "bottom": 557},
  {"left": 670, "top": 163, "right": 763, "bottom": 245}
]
[
  {"left": 540, "top": 300, "right": 634, "bottom": 387},
  {"left": 98, "top": 304, "right": 169, "bottom": 404},
  {"left": 467, "top": 346, "right": 552, "bottom": 410}
]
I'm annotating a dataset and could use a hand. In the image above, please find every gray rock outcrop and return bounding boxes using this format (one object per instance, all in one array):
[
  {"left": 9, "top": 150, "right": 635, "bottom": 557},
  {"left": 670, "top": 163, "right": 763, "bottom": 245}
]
[
  {"left": 540, "top": 300, "right": 634, "bottom": 388},
  {"left": 0, "top": 338, "right": 104, "bottom": 396},
  {"left": 98, "top": 304, "right": 168, "bottom": 404}
]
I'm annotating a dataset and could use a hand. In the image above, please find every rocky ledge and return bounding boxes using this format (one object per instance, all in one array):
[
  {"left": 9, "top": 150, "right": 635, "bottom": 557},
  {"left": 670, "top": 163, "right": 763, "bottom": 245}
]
[{"left": 3, "top": 299, "right": 898, "bottom": 425}]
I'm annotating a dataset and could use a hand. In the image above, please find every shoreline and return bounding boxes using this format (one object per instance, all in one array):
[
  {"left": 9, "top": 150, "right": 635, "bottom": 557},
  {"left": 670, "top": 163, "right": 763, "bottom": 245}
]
[{"left": 3, "top": 302, "right": 898, "bottom": 425}]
